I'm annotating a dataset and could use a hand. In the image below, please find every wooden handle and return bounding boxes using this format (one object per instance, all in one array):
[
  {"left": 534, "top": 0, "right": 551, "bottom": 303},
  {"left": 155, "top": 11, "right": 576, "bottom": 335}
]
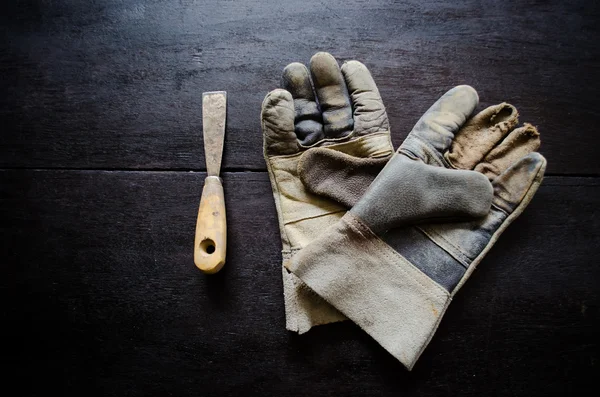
[{"left": 194, "top": 176, "right": 226, "bottom": 274}]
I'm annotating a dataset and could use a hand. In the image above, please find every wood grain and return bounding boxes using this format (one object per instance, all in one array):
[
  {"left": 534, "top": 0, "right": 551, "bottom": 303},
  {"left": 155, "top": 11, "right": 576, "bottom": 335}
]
[
  {"left": 1, "top": 170, "right": 597, "bottom": 396},
  {"left": 1, "top": 0, "right": 598, "bottom": 395},
  {"left": 0, "top": 0, "right": 599, "bottom": 173}
]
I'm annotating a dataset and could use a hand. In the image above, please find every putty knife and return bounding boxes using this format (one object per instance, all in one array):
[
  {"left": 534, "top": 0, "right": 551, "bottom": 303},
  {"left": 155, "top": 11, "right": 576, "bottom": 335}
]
[{"left": 194, "top": 91, "right": 227, "bottom": 274}]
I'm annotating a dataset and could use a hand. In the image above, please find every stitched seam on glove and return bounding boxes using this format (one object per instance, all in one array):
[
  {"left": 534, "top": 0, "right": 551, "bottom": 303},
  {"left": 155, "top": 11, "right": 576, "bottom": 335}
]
[
  {"left": 265, "top": 157, "right": 292, "bottom": 249},
  {"left": 418, "top": 226, "right": 472, "bottom": 267},
  {"left": 283, "top": 209, "right": 345, "bottom": 226},
  {"left": 400, "top": 135, "right": 446, "bottom": 167},
  {"left": 345, "top": 213, "right": 449, "bottom": 299}
]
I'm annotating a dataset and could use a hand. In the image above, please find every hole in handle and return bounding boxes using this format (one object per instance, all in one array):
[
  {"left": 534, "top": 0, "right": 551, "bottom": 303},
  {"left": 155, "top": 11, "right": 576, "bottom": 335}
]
[{"left": 200, "top": 239, "right": 216, "bottom": 255}]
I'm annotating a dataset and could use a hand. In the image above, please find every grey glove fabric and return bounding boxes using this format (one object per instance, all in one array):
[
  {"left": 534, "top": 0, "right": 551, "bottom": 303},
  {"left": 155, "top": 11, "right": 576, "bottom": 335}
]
[
  {"left": 287, "top": 85, "right": 546, "bottom": 370},
  {"left": 263, "top": 53, "right": 493, "bottom": 334}
]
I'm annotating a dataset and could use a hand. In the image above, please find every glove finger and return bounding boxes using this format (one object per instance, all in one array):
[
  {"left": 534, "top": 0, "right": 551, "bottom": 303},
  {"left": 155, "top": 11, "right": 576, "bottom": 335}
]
[
  {"left": 262, "top": 89, "right": 300, "bottom": 156},
  {"left": 445, "top": 103, "right": 519, "bottom": 170},
  {"left": 282, "top": 62, "right": 324, "bottom": 146},
  {"left": 475, "top": 123, "right": 541, "bottom": 180},
  {"left": 404, "top": 85, "right": 479, "bottom": 157},
  {"left": 309, "top": 52, "right": 354, "bottom": 139},
  {"left": 491, "top": 152, "right": 546, "bottom": 214},
  {"left": 341, "top": 60, "right": 390, "bottom": 136}
]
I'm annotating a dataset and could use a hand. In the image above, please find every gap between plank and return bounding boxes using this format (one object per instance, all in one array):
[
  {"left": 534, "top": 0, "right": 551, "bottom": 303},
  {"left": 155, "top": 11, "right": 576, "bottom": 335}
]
[{"left": 0, "top": 167, "right": 597, "bottom": 178}]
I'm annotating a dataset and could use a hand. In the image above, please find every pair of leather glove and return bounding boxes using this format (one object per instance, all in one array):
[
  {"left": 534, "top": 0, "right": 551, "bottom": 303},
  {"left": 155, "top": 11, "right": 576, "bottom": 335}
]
[{"left": 261, "top": 52, "right": 546, "bottom": 370}]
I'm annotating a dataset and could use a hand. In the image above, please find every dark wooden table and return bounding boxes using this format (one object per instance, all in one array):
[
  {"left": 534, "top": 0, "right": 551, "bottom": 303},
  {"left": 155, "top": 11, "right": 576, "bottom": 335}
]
[{"left": 1, "top": 1, "right": 598, "bottom": 395}]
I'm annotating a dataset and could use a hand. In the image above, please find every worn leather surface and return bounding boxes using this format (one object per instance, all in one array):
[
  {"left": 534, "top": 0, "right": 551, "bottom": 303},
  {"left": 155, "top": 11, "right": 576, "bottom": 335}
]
[
  {"left": 290, "top": 85, "right": 547, "bottom": 370},
  {"left": 288, "top": 212, "right": 450, "bottom": 371},
  {"left": 299, "top": 150, "right": 390, "bottom": 209},
  {"left": 352, "top": 155, "right": 492, "bottom": 233}
]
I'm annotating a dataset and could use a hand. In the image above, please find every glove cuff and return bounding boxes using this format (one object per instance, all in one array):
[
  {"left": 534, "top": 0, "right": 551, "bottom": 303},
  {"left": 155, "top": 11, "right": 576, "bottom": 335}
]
[
  {"left": 281, "top": 251, "right": 346, "bottom": 334},
  {"left": 286, "top": 213, "right": 451, "bottom": 370}
]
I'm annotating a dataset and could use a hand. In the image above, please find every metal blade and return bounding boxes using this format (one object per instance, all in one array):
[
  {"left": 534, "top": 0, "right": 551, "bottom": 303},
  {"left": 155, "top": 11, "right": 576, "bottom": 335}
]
[{"left": 202, "top": 91, "right": 227, "bottom": 177}]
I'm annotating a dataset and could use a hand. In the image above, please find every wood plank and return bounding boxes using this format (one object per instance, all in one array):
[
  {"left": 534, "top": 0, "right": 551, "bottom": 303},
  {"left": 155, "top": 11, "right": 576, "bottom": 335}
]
[
  {"left": 1, "top": 0, "right": 598, "bottom": 173},
  {"left": 0, "top": 170, "right": 597, "bottom": 395}
]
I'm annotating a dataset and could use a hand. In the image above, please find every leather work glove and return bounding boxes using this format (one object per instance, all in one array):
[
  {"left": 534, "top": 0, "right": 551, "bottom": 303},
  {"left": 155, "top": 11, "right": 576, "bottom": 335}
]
[
  {"left": 262, "top": 52, "right": 393, "bottom": 333},
  {"left": 287, "top": 85, "right": 546, "bottom": 369},
  {"left": 262, "top": 53, "right": 493, "bottom": 333}
]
